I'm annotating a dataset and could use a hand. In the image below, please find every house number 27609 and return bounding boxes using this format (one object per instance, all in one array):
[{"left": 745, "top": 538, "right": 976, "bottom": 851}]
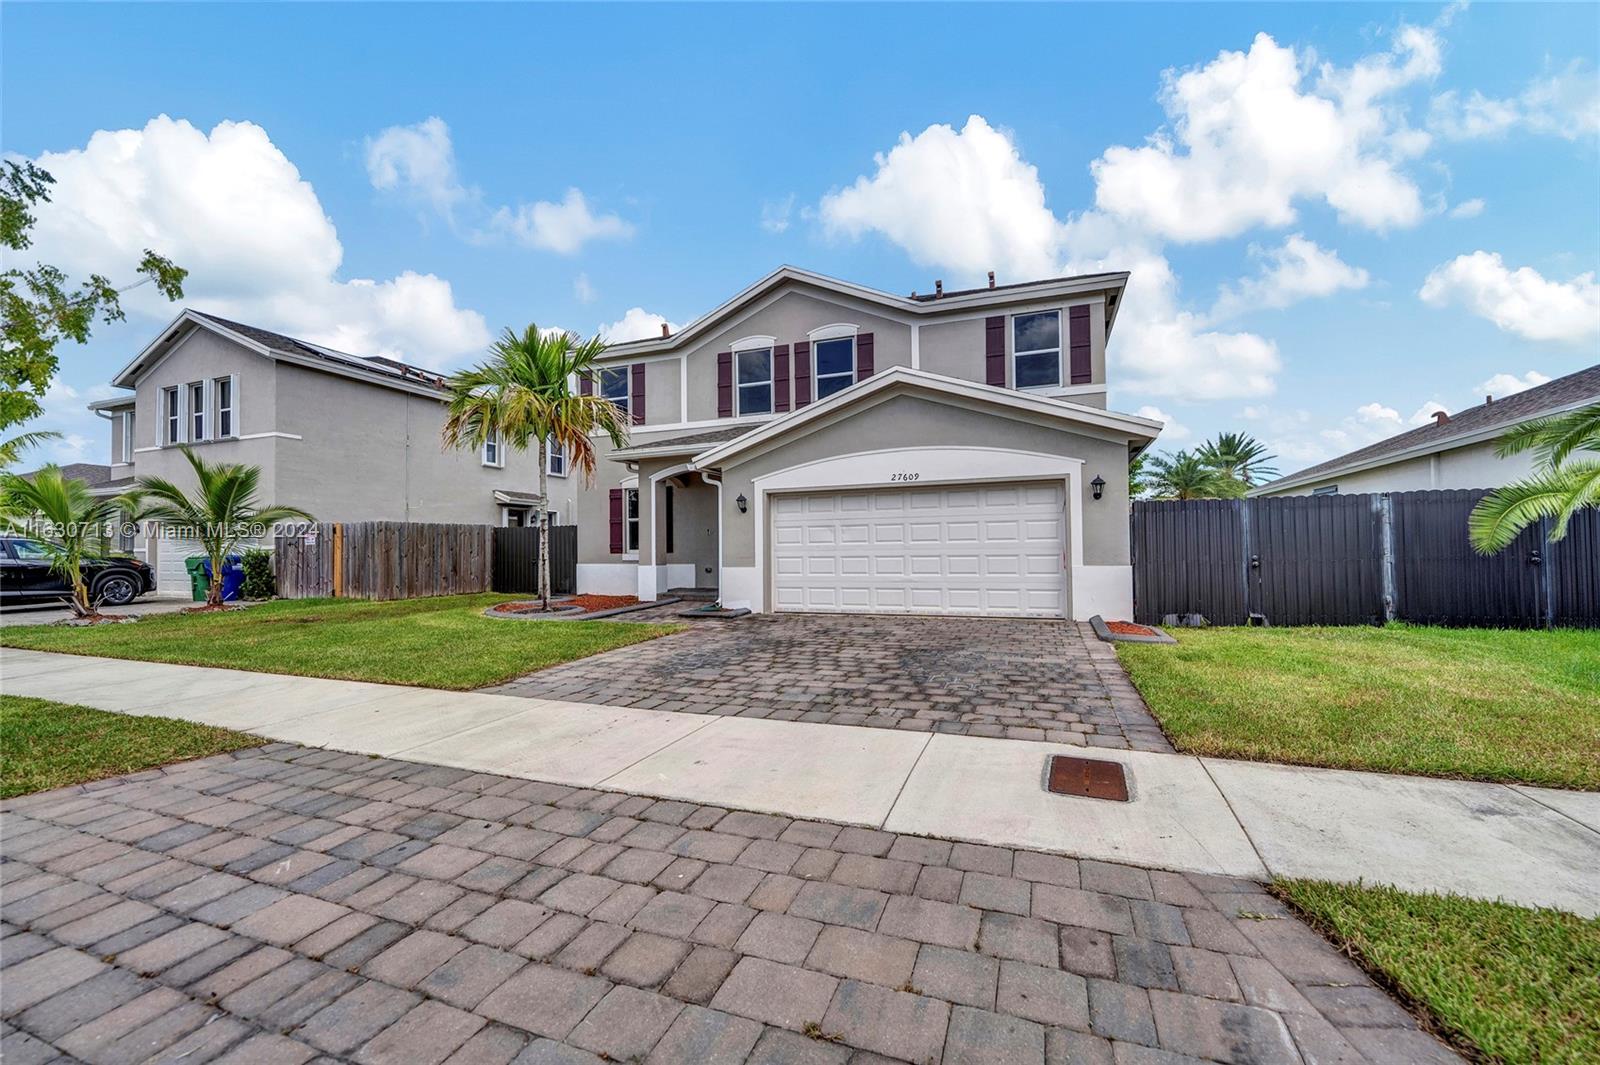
[{"left": 889, "top": 472, "right": 920, "bottom": 482}]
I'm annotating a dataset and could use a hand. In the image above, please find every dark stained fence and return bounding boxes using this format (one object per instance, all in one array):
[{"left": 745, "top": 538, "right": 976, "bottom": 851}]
[
  {"left": 274, "top": 522, "right": 494, "bottom": 600},
  {"left": 492, "top": 525, "right": 577, "bottom": 595},
  {"left": 1132, "top": 490, "right": 1598, "bottom": 628}
]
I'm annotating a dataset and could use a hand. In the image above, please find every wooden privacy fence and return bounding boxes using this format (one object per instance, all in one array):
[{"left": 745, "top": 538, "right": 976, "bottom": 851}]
[
  {"left": 1131, "top": 490, "right": 1599, "bottom": 628},
  {"left": 275, "top": 522, "right": 493, "bottom": 600},
  {"left": 492, "top": 525, "right": 578, "bottom": 595}
]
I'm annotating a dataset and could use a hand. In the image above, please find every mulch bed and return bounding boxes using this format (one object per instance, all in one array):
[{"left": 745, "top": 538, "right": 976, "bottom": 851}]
[
  {"left": 492, "top": 595, "right": 638, "bottom": 616},
  {"left": 1105, "top": 620, "right": 1160, "bottom": 637}
]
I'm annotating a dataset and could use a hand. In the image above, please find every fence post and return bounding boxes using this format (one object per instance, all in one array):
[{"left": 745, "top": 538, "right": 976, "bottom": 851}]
[
  {"left": 332, "top": 523, "right": 344, "bottom": 598},
  {"left": 1238, "top": 498, "right": 1254, "bottom": 621},
  {"left": 1538, "top": 516, "right": 1555, "bottom": 630},
  {"left": 1378, "top": 494, "right": 1396, "bottom": 623}
]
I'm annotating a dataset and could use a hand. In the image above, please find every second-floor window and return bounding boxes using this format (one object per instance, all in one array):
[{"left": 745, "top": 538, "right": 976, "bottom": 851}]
[
  {"left": 601, "top": 366, "right": 629, "bottom": 417},
  {"left": 814, "top": 337, "right": 856, "bottom": 400},
  {"left": 163, "top": 387, "right": 181, "bottom": 444},
  {"left": 215, "top": 378, "right": 234, "bottom": 438},
  {"left": 547, "top": 436, "right": 567, "bottom": 477},
  {"left": 1013, "top": 311, "right": 1062, "bottom": 389},
  {"left": 737, "top": 348, "right": 773, "bottom": 415},
  {"left": 482, "top": 428, "right": 503, "bottom": 467},
  {"left": 189, "top": 382, "right": 206, "bottom": 441},
  {"left": 119, "top": 412, "right": 134, "bottom": 460}
]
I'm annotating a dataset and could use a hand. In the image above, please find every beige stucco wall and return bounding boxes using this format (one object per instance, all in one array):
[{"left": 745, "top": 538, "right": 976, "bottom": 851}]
[
  {"left": 715, "top": 391, "right": 1133, "bottom": 567},
  {"left": 1262, "top": 439, "right": 1542, "bottom": 497}
]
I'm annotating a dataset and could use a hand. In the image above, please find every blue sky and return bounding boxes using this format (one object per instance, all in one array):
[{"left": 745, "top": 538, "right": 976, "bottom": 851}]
[{"left": 4, "top": 2, "right": 1597, "bottom": 474}]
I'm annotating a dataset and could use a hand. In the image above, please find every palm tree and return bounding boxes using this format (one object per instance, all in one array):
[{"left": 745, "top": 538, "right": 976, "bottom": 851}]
[
  {"left": 1469, "top": 403, "right": 1600, "bottom": 554},
  {"left": 0, "top": 430, "right": 61, "bottom": 469},
  {"left": 0, "top": 466, "right": 138, "bottom": 617},
  {"left": 1146, "top": 450, "right": 1237, "bottom": 500},
  {"left": 127, "top": 448, "right": 313, "bottom": 607},
  {"left": 1197, "top": 431, "right": 1279, "bottom": 487},
  {"left": 1128, "top": 450, "right": 1150, "bottom": 500},
  {"left": 441, "top": 324, "right": 630, "bottom": 610}
]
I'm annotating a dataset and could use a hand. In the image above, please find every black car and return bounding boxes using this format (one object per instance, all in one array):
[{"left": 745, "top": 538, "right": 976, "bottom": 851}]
[{"left": 0, "top": 536, "right": 156, "bottom": 607}]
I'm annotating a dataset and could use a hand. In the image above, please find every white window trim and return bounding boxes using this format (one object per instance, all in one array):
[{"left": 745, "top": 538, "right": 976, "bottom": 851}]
[
  {"left": 1012, "top": 309, "right": 1063, "bottom": 391},
  {"left": 600, "top": 365, "right": 631, "bottom": 417},
  {"left": 812, "top": 335, "right": 857, "bottom": 402},
  {"left": 730, "top": 334, "right": 777, "bottom": 353},
  {"left": 623, "top": 486, "right": 640, "bottom": 559},
  {"left": 213, "top": 375, "right": 238, "bottom": 439},
  {"left": 119, "top": 411, "right": 134, "bottom": 460},
  {"left": 735, "top": 347, "right": 775, "bottom": 417},
  {"left": 188, "top": 381, "right": 207, "bottom": 442},
  {"left": 546, "top": 436, "right": 568, "bottom": 477},
  {"left": 163, "top": 386, "right": 182, "bottom": 445},
  {"left": 806, "top": 322, "right": 859, "bottom": 342},
  {"left": 482, "top": 428, "right": 504, "bottom": 468}
]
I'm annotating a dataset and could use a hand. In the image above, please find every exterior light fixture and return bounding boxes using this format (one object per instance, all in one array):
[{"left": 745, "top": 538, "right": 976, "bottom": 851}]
[
  {"left": 1091, "top": 476, "right": 1106, "bottom": 500},
  {"left": 736, "top": 494, "right": 748, "bottom": 513}
]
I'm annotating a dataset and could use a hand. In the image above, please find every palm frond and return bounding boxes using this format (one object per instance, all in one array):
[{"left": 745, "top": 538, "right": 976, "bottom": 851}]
[{"left": 1468, "top": 466, "right": 1589, "bottom": 553}]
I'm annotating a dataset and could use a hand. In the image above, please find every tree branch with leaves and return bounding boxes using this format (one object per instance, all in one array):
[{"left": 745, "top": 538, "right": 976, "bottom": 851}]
[{"left": 1469, "top": 403, "right": 1600, "bottom": 554}]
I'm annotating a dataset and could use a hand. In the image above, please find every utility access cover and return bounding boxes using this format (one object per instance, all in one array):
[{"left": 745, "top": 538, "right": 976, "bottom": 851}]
[{"left": 1045, "top": 755, "right": 1130, "bottom": 802}]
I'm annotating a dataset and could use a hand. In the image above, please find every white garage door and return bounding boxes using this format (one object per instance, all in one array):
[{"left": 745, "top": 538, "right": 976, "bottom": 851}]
[
  {"left": 155, "top": 535, "right": 207, "bottom": 596},
  {"left": 771, "top": 481, "right": 1066, "bottom": 617}
]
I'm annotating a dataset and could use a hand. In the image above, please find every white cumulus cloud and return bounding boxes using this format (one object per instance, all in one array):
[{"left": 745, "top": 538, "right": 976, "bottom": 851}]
[
  {"left": 1420, "top": 251, "right": 1600, "bottom": 343},
  {"left": 20, "top": 115, "right": 490, "bottom": 370},
  {"left": 1134, "top": 405, "right": 1189, "bottom": 441},
  {"left": 1479, "top": 370, "right": 1551, "bottom": 397},
  {"left": 366, "top": 117, "right": 633, "bottom": 255},
  {"left": 1211, "top": 234, "right": 1369, "bottom": 319},
  {"left": 1430, "top": 62, "right": 1600, "bottom": 141},
  {"left": 1088, "top": 28, "right": 1437, "bottom": 243},
  {"left": 1448, "top": 198, "right": 1485, "bottom": 219},
  {"left": 761, "top": 195, "right": 795, "bottom": 234},
  {"left": 598, "top": 308, "right": 680, "bottom": 344}
]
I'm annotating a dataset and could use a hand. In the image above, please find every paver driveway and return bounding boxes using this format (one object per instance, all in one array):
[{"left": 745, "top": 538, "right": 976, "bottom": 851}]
[
  {"left": 0, "top": 744, "right": 1461, "bottom": 1064},
  {"left": 491, "top": 615, "right": 1174, "bottom": 752}
]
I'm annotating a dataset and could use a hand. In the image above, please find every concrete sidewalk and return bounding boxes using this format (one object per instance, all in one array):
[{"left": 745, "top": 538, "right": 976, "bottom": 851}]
[{"left": 6, "top": 649, "right": 1597, "bottom": 915}]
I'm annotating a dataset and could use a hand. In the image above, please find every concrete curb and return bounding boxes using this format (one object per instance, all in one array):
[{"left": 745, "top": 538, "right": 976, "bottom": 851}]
[{"left": 1089, "top": 614, "right": 1177, "bottom": 644}]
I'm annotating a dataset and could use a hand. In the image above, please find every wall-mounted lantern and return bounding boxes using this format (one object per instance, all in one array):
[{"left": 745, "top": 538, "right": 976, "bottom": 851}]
[
  {"left": 736, "top": 494, "right": 749, "bottom": 513},
  {"left": 1090, "top": 476, "right": 1106, "bottom": 501}
]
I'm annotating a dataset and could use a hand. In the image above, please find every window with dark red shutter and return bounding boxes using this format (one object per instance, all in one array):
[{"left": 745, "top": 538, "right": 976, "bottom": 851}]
[
  {"left": 1069, "top": 305, "right": 1092, "bottom": 385},
  {"left": 856, "top": 333, "right": 874, "bottom": 381},
  {"left": 774, "top": 344, "right": 791, "bottom": 413},
  {"left": 716, "top": 352, "right": 733, "bottom": 417},
  {"left": 630, "top": 363, "right": 646, "bottom": 424},
  {"left": 608, "top": 489, "right": 624, "bottom": 554},
  {"left": 794, "top": 341, "right": 812, "bottom": 407},
  {"left": 985, "top": 316, "right": 1006, "bottom": 387}
]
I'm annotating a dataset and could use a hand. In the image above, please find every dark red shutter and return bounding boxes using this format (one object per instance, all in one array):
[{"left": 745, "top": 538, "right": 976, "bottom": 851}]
[
  {"left": 794, "top": 341, "right": 812, "bottom": 407},
  {"left": 716, "top": 352, "right": 733, "bottom": 418},
  {"left": 985, "top": 316, "right": 1006, "bottom": 387},
  {"left": 580, "top": 372, "right": 593, "bottom": 396},
  {"left": 1068, "top": 306, "right": 1091, "bottom": 385},
  {"left": 630, "top": 363, "right": 646, "bottom": 425},
  {"left": 608, "top": 489, "right": 624, "bottom": 554},
  {"left": 856, "top": 333, "right": 874, "bottom": 381},
  {"left": 773, "top": 344, "right": 791, "bottom": 413}
]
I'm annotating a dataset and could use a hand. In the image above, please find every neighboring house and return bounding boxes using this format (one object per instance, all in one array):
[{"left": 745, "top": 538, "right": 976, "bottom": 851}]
[
  {"left": 90, "top": 266, "right": 1161, "bottom": 618},
  {"left": 1252, "top": 364, "right": 1600, "bottom": 498}
]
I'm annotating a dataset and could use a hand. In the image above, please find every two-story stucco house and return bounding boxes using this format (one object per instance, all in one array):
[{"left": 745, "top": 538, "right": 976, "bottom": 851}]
[{"left": 92, "top": 267, "right": 1161, "bottom": 618}]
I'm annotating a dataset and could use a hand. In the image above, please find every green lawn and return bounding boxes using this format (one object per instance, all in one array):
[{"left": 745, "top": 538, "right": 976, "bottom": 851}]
[
  {"left": 1, "top": 695, "right": 263, "bottom": 799},
  {"left": 1115, "top": 625, "right": 1600, "bottom": 789},
  {"left": 1279, "top": 879, "right": 1600, "bottom": 1065},
  {"left": 0, "top": 594, "right": 681, "bottom": 690}
]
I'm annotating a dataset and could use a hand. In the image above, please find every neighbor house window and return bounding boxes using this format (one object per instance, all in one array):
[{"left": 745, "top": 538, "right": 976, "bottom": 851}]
[
  {"left": 163, "top": 387, "right": 181, "bottom": 444},
  {"left": 814, "top": 337, "right": 855, "bottom": 400},
  {"left": 189, "top": 382, "right": 206, "bottom": 441},
  {"left": 1312, "top": 485, "right": 1338, "bottom": 496},
  {"left": 119, "top": 412, "right": 134, "bottom": 460},
  {"left": 625, "top": 488, "right": 640, "bottom": 553},
  {"left": 1012, "top": 311, "right": 1062, "bottom": 389},
  {"left": 736, "top": 348, "right": 773, "bottom": 415},
  {"left": 601, "top": 366, "right": 630, "bottom": 417},
  {"left": 547, "top": 436, "right": 567, "bottom": 477},
  {"left": 482, "top": 428, "right": 503, "bottom": 467},
  {"left": 214, "top": 378, "right": 234, "bottom": 438}
]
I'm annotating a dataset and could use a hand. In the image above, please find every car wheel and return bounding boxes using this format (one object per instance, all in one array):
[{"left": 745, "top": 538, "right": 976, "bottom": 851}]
[{"left": 95, "top": 574, "right": 139, "bottom": 607}]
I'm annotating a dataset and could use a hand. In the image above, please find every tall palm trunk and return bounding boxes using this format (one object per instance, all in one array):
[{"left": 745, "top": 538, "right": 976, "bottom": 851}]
[{"left": 537, "top": 438, "right": 551, "bottom": 611}]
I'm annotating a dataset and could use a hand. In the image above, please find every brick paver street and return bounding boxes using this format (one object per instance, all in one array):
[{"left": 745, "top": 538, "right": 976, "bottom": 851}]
[
  {"left": 1, "top": 743, "right": 1462, "bottom": 1064},
  {"left": 490, "top": 615, "right": 1174, "bottom": 752}
]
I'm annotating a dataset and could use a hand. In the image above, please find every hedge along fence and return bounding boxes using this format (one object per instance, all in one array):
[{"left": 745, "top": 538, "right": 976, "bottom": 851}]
[{"left": 274, "top": 522, "right": 493, "bottom": 601}]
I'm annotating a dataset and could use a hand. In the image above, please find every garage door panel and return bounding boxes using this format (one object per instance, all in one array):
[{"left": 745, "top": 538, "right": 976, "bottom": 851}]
[{"left": 772, "top": 481, "right": 1065, "bottom": 618}]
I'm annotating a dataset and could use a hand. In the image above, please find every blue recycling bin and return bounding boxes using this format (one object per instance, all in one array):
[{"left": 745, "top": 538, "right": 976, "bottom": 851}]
[{"left": 201, "top": 555, "right": 246, "bottom": 602}]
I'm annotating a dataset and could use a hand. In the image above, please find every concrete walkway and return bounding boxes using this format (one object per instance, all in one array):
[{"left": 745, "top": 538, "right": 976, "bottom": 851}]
[{"left": 6, "top": 649, "right": 1597, "bottom": 915}]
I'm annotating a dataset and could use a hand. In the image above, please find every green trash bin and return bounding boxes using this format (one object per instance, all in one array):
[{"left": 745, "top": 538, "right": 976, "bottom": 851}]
[{"left": 185, "top": 556, "right": 209, "bottom": 602}]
